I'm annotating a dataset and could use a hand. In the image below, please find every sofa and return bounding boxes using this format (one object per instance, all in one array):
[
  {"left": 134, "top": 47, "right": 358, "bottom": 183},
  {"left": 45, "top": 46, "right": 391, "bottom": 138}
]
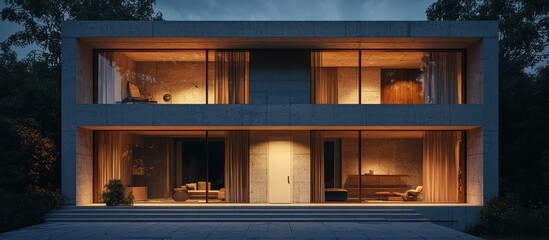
[{"left": 172, "top": 181, "right": 224, "bottom": 201}]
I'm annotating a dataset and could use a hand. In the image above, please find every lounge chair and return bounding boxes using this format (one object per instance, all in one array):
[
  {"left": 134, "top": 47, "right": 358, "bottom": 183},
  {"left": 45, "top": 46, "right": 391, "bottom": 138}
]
[
  {"left": 121, "top": 82, "right": 156, "bottom": 104},
  {"left": 393, "top": 186, "right": 423, "bottom": 201}
]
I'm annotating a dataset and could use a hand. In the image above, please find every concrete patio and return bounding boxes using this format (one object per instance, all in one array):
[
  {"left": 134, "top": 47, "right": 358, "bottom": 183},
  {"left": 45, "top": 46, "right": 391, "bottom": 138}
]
[{"left": 0, "top": 222, "right": 480, "bottom": 240}]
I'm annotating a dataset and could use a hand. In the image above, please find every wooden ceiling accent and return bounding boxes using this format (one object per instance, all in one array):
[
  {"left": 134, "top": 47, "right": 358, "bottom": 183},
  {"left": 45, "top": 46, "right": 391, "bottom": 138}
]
[
  {"left": 124, "top": 130, "right": 226, "bottom": 137},
  {"left": 319, "top": 51, "right": 424, "bottom": 68},
  {"left": 121, "top": 51, "right": 205, "bottom": 62},
  {"left": 321, "top": 131, "right": 424, "bottom": 138},
  {"left": 362, "top": 51, "right": 424, "bottom": 69}
]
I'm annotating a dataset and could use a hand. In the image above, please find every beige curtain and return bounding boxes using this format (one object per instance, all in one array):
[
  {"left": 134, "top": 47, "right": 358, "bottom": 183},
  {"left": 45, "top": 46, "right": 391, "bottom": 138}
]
[
  {"left": 94, "top": 131, "right": 130, "bottom": 202},
  {"left": 422, "top": 52, "right": 461, "bottom": 104},
  {"left": 310, "top": 131, "right": 325, "bottom": 203},
  {"left": 224, "top": 131, "right": 250, "bottom": 202},
  {"left": 422, "top": 131, "right": 459, "bottom": 202},
  {"left": 311, "top": 52, "right": 338, "bottom": 104},
  {"left": 214, "top": 51, "right": 249, "bottom": 104}
]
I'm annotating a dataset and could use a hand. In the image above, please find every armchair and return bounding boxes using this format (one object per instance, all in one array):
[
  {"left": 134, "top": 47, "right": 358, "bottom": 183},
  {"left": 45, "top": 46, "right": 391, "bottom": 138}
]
[{"left": 393, "top": 186, "right": 423, "bottom": 201}]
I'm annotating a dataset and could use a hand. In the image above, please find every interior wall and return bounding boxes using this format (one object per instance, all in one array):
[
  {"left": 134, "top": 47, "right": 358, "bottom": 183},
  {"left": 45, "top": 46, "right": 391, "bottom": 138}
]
[
  {"left": 341, "top": 138, "right": 359, "bottom": 189},
  {"left": 121, "top": 133, "right": 143, "bottom": 187},
  {"left": 136, "top": 62, "right": 206, "bottom": 104},
  {"left": 361, "top": 68, "right": 381, "bottom": 104},
  {"left": 337, "top": 68, "right": 359, "bottom": 103},
  {"left": 364, "top": 139, "right": 423, "bottom": 189},
  {"left": 249, "top": 131, "right": 310, "bottom": 203},
  {"left": 143, "top": 137, "right": 171, "bottom": 198},
  {"left": 76, "top": 128, "right": 93, "bottom": 205},
  {"left": 341, "top": 138, "right": 423, "bottom": 190}
]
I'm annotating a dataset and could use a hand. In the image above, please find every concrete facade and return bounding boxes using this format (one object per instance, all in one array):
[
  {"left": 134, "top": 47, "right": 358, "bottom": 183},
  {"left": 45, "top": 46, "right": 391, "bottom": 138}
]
[{"left": 61, "top": 21, "right": 498, "bottom": 229}]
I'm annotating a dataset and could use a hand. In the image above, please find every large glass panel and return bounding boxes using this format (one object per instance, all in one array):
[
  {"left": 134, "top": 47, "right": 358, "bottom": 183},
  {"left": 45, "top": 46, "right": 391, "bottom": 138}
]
[
  {"left": 360, "top": 130, "right": 465, "bottom": 203},
  {"left": 94, "top": 130, "right": 181, "bottom": 203},
  {"left": 96, "top": 50, "right": 206, "bottom": 104},
  {"left": 311, "top": 51, "right": 359, "bottom": 104},
  {"left": 361, "top": 50, "right": 463, "bottom": 104},
  {"left": 207, "top": 51, "right": 250, "bottom": 104},
  {"left": 93, "top": 130, "right": 253, "bottom": 204},
  {"left": 96, "top": 50, "right": 250, "bottom": 104},
  {"left": 312, "top": 131, "right": 359, "bottom": 203}
]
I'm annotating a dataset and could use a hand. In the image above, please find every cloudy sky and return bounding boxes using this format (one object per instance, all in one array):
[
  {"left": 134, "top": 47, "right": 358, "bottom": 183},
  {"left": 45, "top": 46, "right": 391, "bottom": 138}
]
[
  {"left": 155, "top": 0, "right": 434, "bottom": 21},
  {"left": 1, "top": 0, "right": 435, "bottom": 57}
]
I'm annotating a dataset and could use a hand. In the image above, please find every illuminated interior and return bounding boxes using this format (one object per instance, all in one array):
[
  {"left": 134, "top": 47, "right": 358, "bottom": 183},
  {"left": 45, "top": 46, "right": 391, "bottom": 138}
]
[
  {"left": 92, "top": 129, "right": 466, "bottom": 204},
  {"left": 311, "top": 50, "right": 463, "bottom": 104},
  {"left": 95, "top": 50, "right": 249, "bottom": 104}
]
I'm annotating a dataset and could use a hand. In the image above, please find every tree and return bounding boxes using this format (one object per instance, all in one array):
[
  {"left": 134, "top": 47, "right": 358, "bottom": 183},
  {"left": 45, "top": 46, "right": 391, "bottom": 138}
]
[
  {"left": 1, "top": 0, "right": 162, "bottom": 65},
  {"left": 427, "top": 0, "right": 549, "bottom": 207},
  {"left": 0, "top": 0, "right": 163, "bottom": 193}
]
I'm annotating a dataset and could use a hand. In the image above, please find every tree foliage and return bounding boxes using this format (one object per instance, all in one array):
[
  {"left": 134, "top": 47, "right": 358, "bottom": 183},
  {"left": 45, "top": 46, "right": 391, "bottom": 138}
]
[
  {"left": 0, "top": 0, "right": 162, "bottom": 193},
  {"left": 427, "top": 0, "right": 549, "bottom": 207},
  {"left": 1, "top": 0, "right": 162, "bottom": 65}
]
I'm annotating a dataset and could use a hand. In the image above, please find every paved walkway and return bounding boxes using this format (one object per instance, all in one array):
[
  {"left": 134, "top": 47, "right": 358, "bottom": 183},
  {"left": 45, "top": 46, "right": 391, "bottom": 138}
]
[{"left": 0, "top": 222, "right": 480, "bottom": 240}]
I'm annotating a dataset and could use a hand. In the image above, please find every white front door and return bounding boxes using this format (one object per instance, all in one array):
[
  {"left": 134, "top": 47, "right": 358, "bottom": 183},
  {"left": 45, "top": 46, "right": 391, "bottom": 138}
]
[{"left": 268, "top": 137, "right": 292, "bottom": 203}]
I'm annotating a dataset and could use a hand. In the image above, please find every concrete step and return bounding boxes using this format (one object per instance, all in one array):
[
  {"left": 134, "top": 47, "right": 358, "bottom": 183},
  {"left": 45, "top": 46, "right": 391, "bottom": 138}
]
[
  {"left": 45, "top": 217, "right": 431, "bottom": 222},
  {"left": 46, "top": 212, "right": 423, "bottom": 219},
  {"left": 45, "top": 206, "right": 429, "bottom": 223}
]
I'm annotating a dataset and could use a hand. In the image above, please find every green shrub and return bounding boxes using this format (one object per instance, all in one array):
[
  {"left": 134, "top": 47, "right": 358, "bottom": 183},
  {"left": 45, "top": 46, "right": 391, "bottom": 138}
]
[
  {"left": 466, "top": 194, "right": 549, "bottom": 237},
  {"left": 101, "top": 179, "right": 133, "bottom": 206},
  {"left": 0, "top": 189, "right": 63, "bottom": 233}
]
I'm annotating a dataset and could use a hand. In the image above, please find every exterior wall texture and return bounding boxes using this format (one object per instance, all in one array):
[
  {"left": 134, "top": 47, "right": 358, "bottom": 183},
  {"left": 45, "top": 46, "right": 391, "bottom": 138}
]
[{"left": 61, "top": 21, "right": 498, "bottom": 230}]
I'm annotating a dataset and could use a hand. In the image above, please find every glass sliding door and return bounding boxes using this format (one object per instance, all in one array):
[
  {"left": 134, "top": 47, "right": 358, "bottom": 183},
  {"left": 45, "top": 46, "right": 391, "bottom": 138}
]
[
  {"left": 310, "top": 130, "right": 467, "bottom": 204},
  {"left": 360, "top": 131, "right": 424, "bottom": 202},
  {"left": 311, "top": 131, "right": 359, "bottom": 203},
  {"left": 92, "top": 130, "right": 252, "bottom": 204},
  {"left": 358, "top": 130, "right": 465, "bottom": 203}
]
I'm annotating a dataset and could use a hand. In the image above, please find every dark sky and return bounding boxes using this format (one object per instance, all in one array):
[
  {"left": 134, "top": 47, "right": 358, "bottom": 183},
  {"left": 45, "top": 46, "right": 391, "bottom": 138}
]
[
  {"left": 155, "top": 0, "right": 434, "bottom": 21},
  {"left": 0, "top": 0, "right": 435, "bottom": 57}
]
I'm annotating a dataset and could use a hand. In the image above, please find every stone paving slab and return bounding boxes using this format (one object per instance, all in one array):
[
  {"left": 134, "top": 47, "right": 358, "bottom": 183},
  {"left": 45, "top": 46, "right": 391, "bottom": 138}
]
[{"left": 0, "top": 222, "right": 481, "bottom": 240}]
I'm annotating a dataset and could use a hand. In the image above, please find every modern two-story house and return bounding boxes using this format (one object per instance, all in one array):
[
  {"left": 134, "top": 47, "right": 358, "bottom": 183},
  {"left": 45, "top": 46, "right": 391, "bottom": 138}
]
[{"left": 61, "top": 21, "right": 498, "bottom": 228}]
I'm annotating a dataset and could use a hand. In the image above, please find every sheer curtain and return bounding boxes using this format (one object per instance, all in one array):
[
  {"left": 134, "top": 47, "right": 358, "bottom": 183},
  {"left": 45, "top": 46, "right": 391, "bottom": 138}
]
[
  {"left": 224, "top": 131, "right": 250, "bottom": 202},
  {"left": 422, "top": 52, "right": 461, "bottom": 104},
  {"left": 310, "top": 131, "right": 325, "bottom": 203},
  {"left": 97, "top": 53, "right": 116, "bottom": 104},
  {"left": 214, "top": 51, "right": 249, "bottom": 104},
  {"left": 97, "top": 53, "right": 133, "bottom": 104},
  {"left": 422, "top": 131, "right": 459, "bottom": 202},
  {"left": 94, "top": 131, "right": 128, "bottom": 202},
  {"left": 311, "top": 52, "right": 338, "bottom": 104}
]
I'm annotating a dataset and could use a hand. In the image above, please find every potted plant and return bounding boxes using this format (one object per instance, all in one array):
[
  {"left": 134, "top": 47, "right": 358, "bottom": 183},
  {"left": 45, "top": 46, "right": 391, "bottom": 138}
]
[{"left": 101, "top": 179, "right": 134, "bottom": 206}]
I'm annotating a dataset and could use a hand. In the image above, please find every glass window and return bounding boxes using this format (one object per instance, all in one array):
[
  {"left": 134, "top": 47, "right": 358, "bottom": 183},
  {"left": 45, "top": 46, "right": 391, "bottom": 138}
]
[
  {"left": 311, "top": 51, "right": 359, "bottom": 104},
  {"left": 311, "top": 50, "right": 463, "bottom": 104},
  {"left": 95, "top": 50, "right": 249, "bottom": 104},
  {"left": 207, "top": 51, "right": 250, "bottom": 104},
  {"left": 361, "top": 50, "right": 463, "bottom": 104}
]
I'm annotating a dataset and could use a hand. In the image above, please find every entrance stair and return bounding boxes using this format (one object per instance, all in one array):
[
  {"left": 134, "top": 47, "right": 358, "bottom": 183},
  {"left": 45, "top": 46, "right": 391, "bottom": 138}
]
[{"left": 45, "top": 206, "right": 430, "bottom": 222}]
